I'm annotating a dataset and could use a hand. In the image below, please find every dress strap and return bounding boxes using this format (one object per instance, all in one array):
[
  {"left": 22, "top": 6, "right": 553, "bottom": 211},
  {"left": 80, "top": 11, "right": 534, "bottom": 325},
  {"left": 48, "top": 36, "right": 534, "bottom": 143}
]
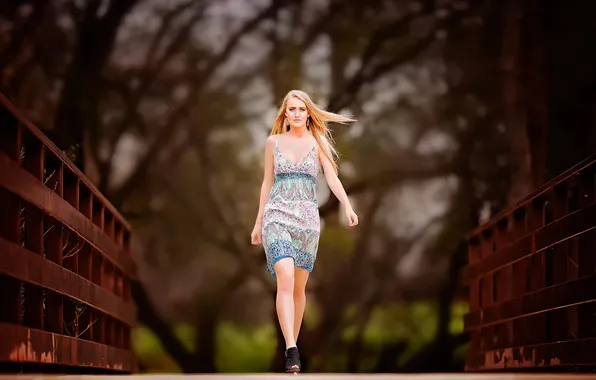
[{"left": 275, "top": 135, "right": 278, "bottom": 148}]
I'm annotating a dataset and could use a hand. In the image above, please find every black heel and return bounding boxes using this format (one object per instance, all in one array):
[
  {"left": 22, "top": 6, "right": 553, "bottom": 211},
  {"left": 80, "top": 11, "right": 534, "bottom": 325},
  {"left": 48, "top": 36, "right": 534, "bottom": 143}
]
[{"left": 285, "top": 346, "right": 301, "bottom": 373}]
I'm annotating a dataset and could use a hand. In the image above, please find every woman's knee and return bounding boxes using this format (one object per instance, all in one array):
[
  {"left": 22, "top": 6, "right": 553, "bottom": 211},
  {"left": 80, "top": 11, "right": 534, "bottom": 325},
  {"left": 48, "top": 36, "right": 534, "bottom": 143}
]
[
  {"left": 293, "top": 287, "right": 306, "bottom": 301},
  {"left": 293, "top": 268, "right": 309, "bottom": 298},
  {"left": 293, "top": 280, "right": 306, "bottom": 299},
  {"left": 274, "top": 258, "right": 295, "bottom": 294}
]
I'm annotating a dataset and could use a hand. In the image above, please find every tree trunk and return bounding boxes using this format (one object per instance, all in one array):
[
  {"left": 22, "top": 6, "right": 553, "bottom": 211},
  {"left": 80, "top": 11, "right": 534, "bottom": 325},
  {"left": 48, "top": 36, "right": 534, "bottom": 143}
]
[
  {"left": 345, "top": 309, "right": 372, "bottom": 372},
  {"left": 131, "top": 280, "right": 195, "bottom": 372},
  {"left": 542, "top": 0, "right": 596, "bottom": 176},
  {"left": 189, "top": 270, "right": 249, "bottom": 373},
  {"left": 502, "top": 0, "right": 596, "bottom": 189},
  {"left": 53, "top": 0, "right": 139, "bottom": 172},
  {"left": 374, "top": 341, "right": 407, "bottom": 372},
  {"left": 500, "top": 0, "right": 547, "bottom": 201},
  {"left": 520, "top": 0, "right": 549, "bottom": 188},
  {"left": 190, "top": 310, "right": 218, "bottom": 373}
]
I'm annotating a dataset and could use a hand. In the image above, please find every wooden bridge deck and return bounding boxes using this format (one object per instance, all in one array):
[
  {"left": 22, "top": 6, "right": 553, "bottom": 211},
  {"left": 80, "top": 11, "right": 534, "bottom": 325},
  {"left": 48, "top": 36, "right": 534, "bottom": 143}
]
[{"left": 4, "top": 375, "right": 596, "bottom": 380}]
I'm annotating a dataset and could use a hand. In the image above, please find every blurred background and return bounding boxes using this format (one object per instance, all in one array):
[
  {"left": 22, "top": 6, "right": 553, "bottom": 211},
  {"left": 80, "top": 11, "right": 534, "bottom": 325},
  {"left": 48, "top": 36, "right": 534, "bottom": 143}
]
[{"left": 0, "top": 0, "right": 595, "bottom": 374}]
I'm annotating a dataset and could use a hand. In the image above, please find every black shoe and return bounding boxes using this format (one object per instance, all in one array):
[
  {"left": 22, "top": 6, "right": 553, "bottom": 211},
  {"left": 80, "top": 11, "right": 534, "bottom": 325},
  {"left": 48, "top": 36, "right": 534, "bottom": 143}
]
[{"left": 285, "top": 346, "right": 301, "bottom": 373}]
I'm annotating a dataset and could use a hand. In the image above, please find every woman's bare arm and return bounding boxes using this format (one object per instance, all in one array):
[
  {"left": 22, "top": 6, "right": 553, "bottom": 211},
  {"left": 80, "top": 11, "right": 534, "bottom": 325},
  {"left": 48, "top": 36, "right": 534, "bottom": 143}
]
[
  {"left": 319, "top": 142, "right": 352, "bottom": 211},
  {"left": 319, "top": 145, "right": 359, "bottom": 226},
  {"left": 254, "top": 135, "right": 276, "bottom": 227}
]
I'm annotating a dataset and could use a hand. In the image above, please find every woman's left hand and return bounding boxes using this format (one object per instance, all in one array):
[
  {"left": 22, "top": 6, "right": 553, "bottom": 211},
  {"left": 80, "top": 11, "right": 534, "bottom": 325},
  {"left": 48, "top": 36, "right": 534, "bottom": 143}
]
[{"left": 345, "top": 205, "right": 359, "bottom": 227}]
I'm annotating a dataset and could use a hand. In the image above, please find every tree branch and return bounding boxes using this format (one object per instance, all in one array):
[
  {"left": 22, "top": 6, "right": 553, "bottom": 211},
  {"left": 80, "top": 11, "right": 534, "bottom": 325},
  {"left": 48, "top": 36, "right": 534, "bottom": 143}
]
[
  {"left": 298, "top": 0, "right": 345, "bottom": 51},
  {"left": 319, "top": 156, "right": 455, "bottom": 216},
  {"left": 0, "top": 0, "right": 47, "bottom": 72},
  {"left": 357, "top": 0, "right": 435, "bottom": 73},
  {"left": 327, "top": 1, "right": 468, "bottom": 112},
  {"left": 156, "top": 176, "right": 275, "bottom": 292},
  {"left": 109, "top": 0, "right": 297, "bottom": 206},
  {"left": 98, "top": 3, "right": 209, "bottom": 190},
  {"left": 143, "top": 1, "right": 199, "bottom": 67}
]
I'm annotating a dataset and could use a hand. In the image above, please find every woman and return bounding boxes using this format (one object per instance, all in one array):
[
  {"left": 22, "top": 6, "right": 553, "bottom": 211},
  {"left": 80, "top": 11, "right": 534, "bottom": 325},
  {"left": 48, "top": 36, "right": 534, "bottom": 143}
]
[{"left": 250, "top": 90, "right": 359, "bottom": 373}]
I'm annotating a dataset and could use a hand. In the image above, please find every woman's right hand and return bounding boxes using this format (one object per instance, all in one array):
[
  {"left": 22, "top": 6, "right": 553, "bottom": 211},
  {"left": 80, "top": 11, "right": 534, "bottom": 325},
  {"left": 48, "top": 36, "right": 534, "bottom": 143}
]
[{"left": 251, "top": 223, "right": 262, "bottom": 245}]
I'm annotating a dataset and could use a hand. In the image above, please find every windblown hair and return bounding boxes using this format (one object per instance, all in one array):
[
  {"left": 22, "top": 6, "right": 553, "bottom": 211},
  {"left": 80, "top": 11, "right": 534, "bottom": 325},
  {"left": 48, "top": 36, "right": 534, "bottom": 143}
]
[{"left": 270, "top": 90, "right": 356, "bottom": 173}]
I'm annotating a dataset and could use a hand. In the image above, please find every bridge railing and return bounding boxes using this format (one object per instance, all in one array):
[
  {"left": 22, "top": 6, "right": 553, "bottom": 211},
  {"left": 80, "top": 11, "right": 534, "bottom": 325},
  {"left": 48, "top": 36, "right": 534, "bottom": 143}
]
[
  {"left": 0, "top": 93, "right": 137, "bottom": 373},
  {"left": 461, "top": 152, "right": 596, "bottom": 371}
]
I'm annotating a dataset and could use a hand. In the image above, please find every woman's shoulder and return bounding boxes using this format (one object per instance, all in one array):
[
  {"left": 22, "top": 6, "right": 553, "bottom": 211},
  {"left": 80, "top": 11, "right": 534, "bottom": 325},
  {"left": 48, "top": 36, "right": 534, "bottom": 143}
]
[{"left": 265, "top": 134, "right": 277, "bottom": 147}]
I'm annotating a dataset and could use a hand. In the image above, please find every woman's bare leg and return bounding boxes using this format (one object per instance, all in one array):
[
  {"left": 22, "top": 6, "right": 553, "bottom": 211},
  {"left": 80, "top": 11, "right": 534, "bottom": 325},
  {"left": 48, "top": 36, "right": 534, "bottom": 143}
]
[
  {"left": 274, "top": 258, "right": 296, "bottom": 349},
  {"left": 293, "top": 267, "right": 310, "bottom": 343}
]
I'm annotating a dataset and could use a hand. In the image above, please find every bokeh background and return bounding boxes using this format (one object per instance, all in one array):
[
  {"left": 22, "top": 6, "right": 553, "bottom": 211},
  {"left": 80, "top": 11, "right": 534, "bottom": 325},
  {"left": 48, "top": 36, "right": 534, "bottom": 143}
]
[{"left": 1, "top": 0, "right": 595, "bottom": 374}]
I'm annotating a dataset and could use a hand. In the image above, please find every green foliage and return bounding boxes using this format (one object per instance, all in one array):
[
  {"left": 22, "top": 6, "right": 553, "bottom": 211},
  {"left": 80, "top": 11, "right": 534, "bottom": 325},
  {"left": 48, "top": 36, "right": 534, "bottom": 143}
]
[
  {"left": 338, "top": 300, "right": 468, "bottom": 371},
  {"left": 216, "top": 322, "right": 277, "bottom": 372},
  {"left": 449, "top": 300, "right": 469, "bottom": 335},
  {"left": 132, "top": 324, "right": 194, "bottom": 373},
  {"left": 132, "top": 322, "right": 276, "bottom": 373}
]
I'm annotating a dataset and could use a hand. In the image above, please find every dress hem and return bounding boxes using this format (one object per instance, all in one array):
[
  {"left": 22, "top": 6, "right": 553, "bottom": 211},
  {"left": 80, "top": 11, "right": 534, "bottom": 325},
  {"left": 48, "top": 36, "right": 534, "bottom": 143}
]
[{"left": 268, "top": 256, "right": 314, "bottom": 280}]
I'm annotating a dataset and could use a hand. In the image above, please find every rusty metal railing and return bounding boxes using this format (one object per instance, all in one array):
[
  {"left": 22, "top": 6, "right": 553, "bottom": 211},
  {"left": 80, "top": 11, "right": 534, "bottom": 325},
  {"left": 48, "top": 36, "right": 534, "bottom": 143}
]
[
  {"left": 461, "top": 152, "right": 596, "bottom": 371},
  {"left": 0, "top": 93, "right": 137, "bottom": 373}
]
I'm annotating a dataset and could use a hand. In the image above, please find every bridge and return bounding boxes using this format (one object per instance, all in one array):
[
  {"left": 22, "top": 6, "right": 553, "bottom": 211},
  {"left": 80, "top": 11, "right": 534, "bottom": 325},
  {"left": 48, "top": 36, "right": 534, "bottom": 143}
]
[
  {"left": 0, "top": 93, "right": 136, "bottom": 373},
  {"left": 1, "top": 89, "right": 596, "bottom": 378}
]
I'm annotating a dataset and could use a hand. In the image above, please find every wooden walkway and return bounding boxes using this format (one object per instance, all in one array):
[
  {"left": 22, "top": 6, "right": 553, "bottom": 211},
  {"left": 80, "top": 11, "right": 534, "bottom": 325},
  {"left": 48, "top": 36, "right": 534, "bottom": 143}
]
[{"left": 3, "top": 375, "right": 596, "bottom": 380}]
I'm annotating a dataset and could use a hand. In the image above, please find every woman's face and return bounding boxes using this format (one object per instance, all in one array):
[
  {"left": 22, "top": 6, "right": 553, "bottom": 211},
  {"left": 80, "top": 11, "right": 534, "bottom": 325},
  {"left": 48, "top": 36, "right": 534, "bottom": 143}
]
[{"left": 285, "top": 97, "right": 309, "bottom": 128}]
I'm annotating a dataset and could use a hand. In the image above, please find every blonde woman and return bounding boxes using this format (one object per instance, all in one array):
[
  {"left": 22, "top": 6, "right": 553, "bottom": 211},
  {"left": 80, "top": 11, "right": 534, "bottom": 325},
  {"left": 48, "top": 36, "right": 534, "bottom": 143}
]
[{"left": 251, "top": 90, "right": 359, "bottom": 372}]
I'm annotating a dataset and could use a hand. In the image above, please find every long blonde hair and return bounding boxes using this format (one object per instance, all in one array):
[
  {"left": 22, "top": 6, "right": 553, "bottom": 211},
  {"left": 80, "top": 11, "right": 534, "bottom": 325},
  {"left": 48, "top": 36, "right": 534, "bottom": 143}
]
[{"left": 270, "top": 90, "right": 356, "bottom": 173}]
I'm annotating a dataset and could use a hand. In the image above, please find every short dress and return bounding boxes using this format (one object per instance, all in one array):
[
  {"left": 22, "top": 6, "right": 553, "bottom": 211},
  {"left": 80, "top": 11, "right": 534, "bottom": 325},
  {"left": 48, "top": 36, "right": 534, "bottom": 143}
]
[{"left": 261, "top": 136, "right": 320, "bottom": 279}]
